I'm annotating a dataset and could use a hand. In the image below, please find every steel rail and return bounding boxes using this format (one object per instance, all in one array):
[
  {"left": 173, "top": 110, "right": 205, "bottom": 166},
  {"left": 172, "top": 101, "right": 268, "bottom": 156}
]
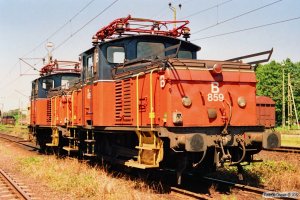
[
  {"left": 0, "top": 169, "right": 32, "bottom": 200},
  {"left": 202, "top": 176, "right": 299, "bottom": 200},
  {"left": 202, "top": 176, "right": 271, "bottom": 195},
  {"left": 0, "top": 133, "right": 38, "bottom": 150},
  {"left": 264, "top": 146, "right": 300, "bottom": 154},
  {"left": 170, "top": 186, "right": 212, "bottom": 200}
]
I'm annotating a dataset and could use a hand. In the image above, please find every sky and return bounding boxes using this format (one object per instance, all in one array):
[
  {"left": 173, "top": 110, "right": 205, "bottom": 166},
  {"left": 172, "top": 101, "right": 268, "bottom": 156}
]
[{"left": 0, "top": 0, "right": 299, "bottom": 111}]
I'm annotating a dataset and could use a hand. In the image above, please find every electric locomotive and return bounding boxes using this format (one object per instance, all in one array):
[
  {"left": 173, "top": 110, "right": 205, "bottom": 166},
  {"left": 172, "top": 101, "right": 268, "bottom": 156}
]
[
  {"left": 29, "top": 59, "right": 81, "bottom": 149},
  {"left": 29, "top": 16, "right": 280, "bottom": 184}
]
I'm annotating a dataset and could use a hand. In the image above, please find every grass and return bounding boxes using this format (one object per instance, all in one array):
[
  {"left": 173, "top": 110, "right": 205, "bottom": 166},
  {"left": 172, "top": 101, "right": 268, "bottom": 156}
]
[
  {"left": 276, "top": 126, "right": 300, "bottom": 133},
  {"left": 0, "top": 144, "right": 167, "bottom": 200},
  {"left": 274, "top": 127, "right": 300, "bottom": 147},
  {"left": 0, "top": 124, "right": 28, "bottom": 139},
  {"left": 213, "top": 152, "right": 300, "bottom": 193},
  {"left": 18, "top": 157, "right": 105, "bottom": 198},
  {"left": 1, "top": 124, "right": 299, "bottom": 198},
  {"left": 220, "top": 195, "right": 238, "bottom": 200},
  {"left": 281, "top": 134, "right": 300, "bottom": 147},
  {"left": 243, "top": 160, "right": 299, "bottom": 191}
]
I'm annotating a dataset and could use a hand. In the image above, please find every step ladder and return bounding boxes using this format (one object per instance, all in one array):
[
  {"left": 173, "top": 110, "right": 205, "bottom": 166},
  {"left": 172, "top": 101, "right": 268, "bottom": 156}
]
[
  {"left": 45, "top": 128, "right": 60, "bottom": 155},
  {"left": 63, "top": 129, "right": 79, "bottom": 156},
  {"left": 83, "top": 129, "right": 96, "bottom": 158},
  {"left": 125, "top": 131, "right": 163, "bottom": 169},
  {"left": 46, "top": 128, "right": 59, "bottom": 147}
]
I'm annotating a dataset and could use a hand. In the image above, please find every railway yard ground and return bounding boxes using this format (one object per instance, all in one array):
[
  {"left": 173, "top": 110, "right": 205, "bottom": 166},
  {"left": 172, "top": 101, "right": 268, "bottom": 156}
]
[{"left": 0, "top": 125, "right": 299, "bottom": 200}]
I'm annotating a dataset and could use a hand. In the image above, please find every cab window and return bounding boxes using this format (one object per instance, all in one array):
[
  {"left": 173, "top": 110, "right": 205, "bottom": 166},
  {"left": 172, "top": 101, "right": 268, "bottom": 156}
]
[
  {"left": 86, "top": 55, "right": 94, "bottom": 80},
  {"left": 42, "top": 79, "right": 54, "bottom": 90},
  {"left": 137, "top": 42, "right": 164, "bottom": 59},
  {"left": 178, "top": 50, "right": 192, "bottom": 59},
  {"left": 107, "top": 46, "right": 125, "bottom": 63},
  {"left": 32, "top": 80, "right": 38, "bottom": 97},
  {"left": 62, "top": 76, "right": 78, "bottom": 89}
]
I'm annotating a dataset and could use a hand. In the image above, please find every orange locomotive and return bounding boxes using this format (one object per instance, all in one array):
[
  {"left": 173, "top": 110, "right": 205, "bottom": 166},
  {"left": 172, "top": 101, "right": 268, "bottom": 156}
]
[{"left": 29, "top": 16, "right": 280, "bottom": 184}]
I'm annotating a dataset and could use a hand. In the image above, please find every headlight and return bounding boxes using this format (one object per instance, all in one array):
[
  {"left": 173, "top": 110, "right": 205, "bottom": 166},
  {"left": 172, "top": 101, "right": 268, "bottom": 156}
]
[
  {"left": 238, "top": 96, "right": 246, "bottom": 108},
  {"left": 182, "top": 96, "right": 192, "bottom": 107}
]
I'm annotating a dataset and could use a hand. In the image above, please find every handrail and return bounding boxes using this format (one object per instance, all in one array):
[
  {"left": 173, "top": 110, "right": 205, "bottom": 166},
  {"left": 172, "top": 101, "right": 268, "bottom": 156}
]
[
  {"left": 149, "top": 68, "right": 161, "bottom": 130},
  {"left": 225, "top": 48, "right": 273, "bottom": 67},
  {"left": 50, "top": 97, "right": 54, "bottom": 127},
  {"left": 135, "top": 72, "right": 145, "bottom": 130},
  {"left": 54, "top": 96, "right": 58, "bottom": 126},
  {"left": 71, "top": 90, "right": 75, "bottom": 126}
]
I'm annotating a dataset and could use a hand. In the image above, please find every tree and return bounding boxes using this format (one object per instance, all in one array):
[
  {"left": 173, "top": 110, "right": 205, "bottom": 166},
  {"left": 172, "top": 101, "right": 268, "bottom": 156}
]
[{"left": 256, "top": 59, "right": 300, "bottom": 126}]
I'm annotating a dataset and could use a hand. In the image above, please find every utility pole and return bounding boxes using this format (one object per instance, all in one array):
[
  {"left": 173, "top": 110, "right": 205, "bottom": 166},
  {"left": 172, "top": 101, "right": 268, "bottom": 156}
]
[
  {"left": 282, "top": 67, "right": 285, "bottom": 127},
  {"left": 19, "top": 99, "right": 21, "bottom": 125},
  {"left": 287, "top": 73, "right": 300, "bottom": 129},
  {"left": 287, "top": 73, "right": 292, "bottom": 128},
  {"left": 289, "top": 73, "right": 299, "bottom": 129}
]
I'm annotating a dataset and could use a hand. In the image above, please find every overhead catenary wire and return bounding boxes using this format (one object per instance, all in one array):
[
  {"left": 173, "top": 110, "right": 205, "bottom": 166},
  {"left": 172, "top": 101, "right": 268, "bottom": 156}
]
[
  {"left": 192, "top": 0, "right": 283, "bottom": 34},
  {"left": 22, "top": 0, "right": 96, "bottom": 58},
  {"left": 0, "top": 68, "right": 33, "bottom": 91},
  {"left": 53, "top": 0, "right": 119, "bottom": 52},
  {"left": 0, "top": 0, "right": 97, "bottom": 88},
  {"left": 151, "top": 0, "right": 188, "bottom": 19},
  {"left": 1, "top": 0, "right": 119, "bottom": 94},
  {"left": 192, "top": 16, "right": 300, "bottom": 41},
  {"left": 180, "top": 0, "right": 233, "bottom": 20}
]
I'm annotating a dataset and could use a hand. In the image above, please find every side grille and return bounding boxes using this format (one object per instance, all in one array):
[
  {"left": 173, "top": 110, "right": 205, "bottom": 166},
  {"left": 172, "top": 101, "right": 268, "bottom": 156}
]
[
  {"left": 115, "top": 79, "right": 132, "bottom": 125},
  {"left": 46, "top": 99, "right": 52, "bottom": 123}
]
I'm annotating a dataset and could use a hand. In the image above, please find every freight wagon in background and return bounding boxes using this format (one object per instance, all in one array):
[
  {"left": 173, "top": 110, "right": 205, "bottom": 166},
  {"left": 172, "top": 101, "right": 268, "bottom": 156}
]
[
  {"left": 1, "top": 116, "right": 16, "bottom": 125},
  {"left": 28, "top": 15, "right": 280, "bottom": 184},
  {"left": 256, "top": 96, "right": 276, "bottom": 128}
]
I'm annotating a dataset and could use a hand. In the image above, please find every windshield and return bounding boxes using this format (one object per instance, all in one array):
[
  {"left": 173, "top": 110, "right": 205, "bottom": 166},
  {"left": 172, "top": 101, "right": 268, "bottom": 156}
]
[
  {"left": 61, "top": 75, "right": 79, "bottom": 89},
  {"left": 137, "top": 42, "right": 165, "bottom": 59}
]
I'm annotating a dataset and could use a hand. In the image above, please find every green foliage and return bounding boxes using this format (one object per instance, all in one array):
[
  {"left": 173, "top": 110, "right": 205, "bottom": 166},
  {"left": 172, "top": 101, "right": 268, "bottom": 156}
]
[
  {"left": 245, "top": 160, "right": 296, "bottom": 174},
  {"left": 19, "top": 156, "right": 44, "bottom": 166},
  {"left": 256, "top": 59, "right": 300, "bottom": 125}
]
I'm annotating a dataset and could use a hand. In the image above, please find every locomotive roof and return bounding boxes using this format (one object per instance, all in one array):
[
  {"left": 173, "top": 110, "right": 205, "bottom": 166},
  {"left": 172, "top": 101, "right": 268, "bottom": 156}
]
[
  {"left": 32, "top": 59, "right": 81, "bottom": 83},
  {"left": 83, "top": 34, "right": 201, "bottom": 54},
  {"left": 105, "top": 34, "right": 199, "bottom": 49},
  {"left": 32, "top": 71, "right": 80, "bottom": 82},
  {"left": 256, "top": 96, "right": 275, "bottom": 105}
]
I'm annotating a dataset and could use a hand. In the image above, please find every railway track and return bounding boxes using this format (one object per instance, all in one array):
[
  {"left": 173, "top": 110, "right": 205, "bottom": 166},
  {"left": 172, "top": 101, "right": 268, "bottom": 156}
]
[
  {"left": 202, "top": 176, "right": 269, "bottom": 194},
  {"left": 202, "top": 176, "right": 300, "bottom": 200},
  {"left": 169, "top": 176, "right": 279, "bottom": 200},
  {"left": 0, "top": 133, "right": 38, "bottom": 151},
  {"left": 1, "top": 132, "right": 299, "bottom": 199},
  {"left": 264, "top": 146, "right": 300, "bottom": 154},
  {"left": 170, "top": 186, "right": 212, "bottom": 200},
  {"left": 0, "top": 169, "right": 32, "bottom": 200}
]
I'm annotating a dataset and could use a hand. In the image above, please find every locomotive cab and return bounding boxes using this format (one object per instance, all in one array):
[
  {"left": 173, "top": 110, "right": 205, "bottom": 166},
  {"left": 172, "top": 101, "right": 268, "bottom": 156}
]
[
  {"left": 80, "top": 35, "right": 200, "bottom": 81},
  {"left": 31, "top": 73, "right": 80, "bottom": 99}
]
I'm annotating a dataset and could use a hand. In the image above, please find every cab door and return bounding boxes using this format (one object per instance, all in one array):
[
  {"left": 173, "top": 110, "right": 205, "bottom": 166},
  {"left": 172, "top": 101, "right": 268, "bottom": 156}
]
[
  {"left": 83, "top": 54, "right": 93, "bottom": 126},
  {"left": 82, "top": 48, "right": 99, "bottom": 126},
  {"left": 30, "top": 80, "right": 38, "bottom": 125}
]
